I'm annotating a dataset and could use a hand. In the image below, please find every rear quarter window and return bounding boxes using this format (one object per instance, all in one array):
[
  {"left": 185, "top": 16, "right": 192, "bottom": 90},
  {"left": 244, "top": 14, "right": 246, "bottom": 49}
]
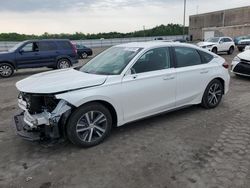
[
  {"left": 56, "top": 41, "right": 72, "bottom": 50},
  {"left": 198, "top": 50, "right": 214, "bottom": 63}
]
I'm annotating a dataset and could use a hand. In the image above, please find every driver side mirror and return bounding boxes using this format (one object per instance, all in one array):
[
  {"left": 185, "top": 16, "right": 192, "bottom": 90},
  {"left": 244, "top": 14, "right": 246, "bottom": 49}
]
[
  {"left": 219, "top": 41, "right": 223, "bottom": 44},
  {"left": 19, "top": 49, "right": 24, "bottom": 54}
]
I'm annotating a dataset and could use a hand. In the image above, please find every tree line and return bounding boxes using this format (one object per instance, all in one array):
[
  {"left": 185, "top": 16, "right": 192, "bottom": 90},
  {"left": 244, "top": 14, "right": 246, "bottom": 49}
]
[{"left": 0, "top": 24, "right": 188, "bottom": 41}]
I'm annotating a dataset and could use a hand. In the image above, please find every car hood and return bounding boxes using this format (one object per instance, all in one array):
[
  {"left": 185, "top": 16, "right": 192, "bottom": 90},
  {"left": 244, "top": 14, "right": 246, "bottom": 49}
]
[
  {"left": 16, "top": 68, "right": 108, "bottom": 94},
  {"left": 238, "top": 50, "right": 250, "bottom": 61},
  {"left": 197, "top": 42, "right": 216, "bottom": 47}
]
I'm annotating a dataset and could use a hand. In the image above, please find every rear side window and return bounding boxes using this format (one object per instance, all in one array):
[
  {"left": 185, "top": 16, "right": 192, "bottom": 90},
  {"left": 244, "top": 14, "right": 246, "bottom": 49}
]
[
  {"left": 174, "top": 47, "right": 202, "bottom": 67},
  {"left": 39, "top": 41, "right": 57, "bottom": 51},
  {"left": 57, "top": 41, "right": 72, "bottom": 50},
  {"left": 198, "top": 50, "right": 214, "bottom": 63}
]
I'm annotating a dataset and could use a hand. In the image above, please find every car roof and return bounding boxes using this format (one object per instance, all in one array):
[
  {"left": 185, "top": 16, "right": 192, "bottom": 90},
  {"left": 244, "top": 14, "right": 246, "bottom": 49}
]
[
  {"left": 116, "top": 42, "right": 197, "bottom": 49},
  {"left": 23, "top": 39, "right": 70, "bottom": 43}
]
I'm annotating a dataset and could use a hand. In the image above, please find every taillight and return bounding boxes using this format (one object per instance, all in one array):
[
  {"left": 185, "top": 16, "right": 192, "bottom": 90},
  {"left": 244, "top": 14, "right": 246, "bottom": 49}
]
[
  {"left": 70, "top": 42, "right": 77, "bottom": 55},
  {"left": 222, "top": 62, "right": 229, "bottom": 69}
]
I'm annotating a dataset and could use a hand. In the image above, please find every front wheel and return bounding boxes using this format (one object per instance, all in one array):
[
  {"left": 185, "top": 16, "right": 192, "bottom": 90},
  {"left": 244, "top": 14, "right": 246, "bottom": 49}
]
[
  {"left": 228, "top": 46, "right": 234, "bottom": 55},
  {"left": 212, "top": 47, "right": 217, "bottom": 54},
  {"left": 0, "top": 63, "right": 14, "bottom": 78},
  {"left": 57, "top": 59, "right": 71, "bottom": 69},
  {"left": 66, "top": 103, "right": 112, "bottom": 147},
  {"left": 201, "top": 79, "right": 223, "bottom": 109}
]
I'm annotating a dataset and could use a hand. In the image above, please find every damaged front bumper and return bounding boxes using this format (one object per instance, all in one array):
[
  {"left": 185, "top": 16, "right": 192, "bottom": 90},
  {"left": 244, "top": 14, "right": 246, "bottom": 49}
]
[{"left": 12, "top": 99, "right": 72, "bottom": 141}]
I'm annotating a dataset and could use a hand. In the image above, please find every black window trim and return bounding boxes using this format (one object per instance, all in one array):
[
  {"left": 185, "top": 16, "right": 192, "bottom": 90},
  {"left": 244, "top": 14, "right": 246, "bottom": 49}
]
[
  {"left": 129, "top": 46, "right": 175, "bottom": 74},
  {"left": 171, "top": 46, "right": 206, "bottom": 68}
]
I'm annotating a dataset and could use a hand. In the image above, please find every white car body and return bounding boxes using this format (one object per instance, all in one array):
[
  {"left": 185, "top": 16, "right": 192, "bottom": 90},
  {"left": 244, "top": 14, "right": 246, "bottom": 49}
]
[
  {"left": 197, "top": 37, "right": 235, "bottom": 54},
  {"left": 244, "top": 45, "right": 250, "bottom": 51},
  {"left": 231, "top": 50, "right": 250, "bottom": 77},
  {"left": 14, "top": 42, "right": 230, "bottom": 146}
]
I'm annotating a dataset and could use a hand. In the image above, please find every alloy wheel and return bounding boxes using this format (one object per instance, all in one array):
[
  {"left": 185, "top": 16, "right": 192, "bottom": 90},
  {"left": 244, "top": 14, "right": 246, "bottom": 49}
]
[
  {"left": 207, "top": 83, "right": 222, "bottom": 106},
  {"left": 81, "top": 52, "right": 88, "bottom": 59},
  {"left": 59, "top": 60, "right": 70, "bottom": 69},
  {"left": 0, "top": 65, "right": 13, "bottom": 77},
  {"left": 76, "top": 111, "right": 108, "bottom": 143}
]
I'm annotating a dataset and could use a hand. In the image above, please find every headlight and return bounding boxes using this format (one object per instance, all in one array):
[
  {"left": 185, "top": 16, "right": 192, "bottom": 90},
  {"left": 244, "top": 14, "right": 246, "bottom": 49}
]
[
  {"left": 206, "top": 45, "right": 213, "bottom": 48},
  {"left": 232, "top": 56, "right": 240, "bottom": 63}
]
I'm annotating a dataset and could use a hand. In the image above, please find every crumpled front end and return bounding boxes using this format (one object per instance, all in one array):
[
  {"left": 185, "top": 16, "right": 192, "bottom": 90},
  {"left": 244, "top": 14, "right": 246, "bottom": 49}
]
[{"left": 12, "top": 92, "right": 72, "bottom": 141}]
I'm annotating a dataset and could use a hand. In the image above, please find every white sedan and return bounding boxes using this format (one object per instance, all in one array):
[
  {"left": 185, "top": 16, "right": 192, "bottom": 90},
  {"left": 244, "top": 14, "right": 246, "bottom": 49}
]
[
  {"left": 231, "top": 49, "right": 250, "bottom": 77},
  {"left": 14, "top": 42, "right": 230, "bottom": 147}
]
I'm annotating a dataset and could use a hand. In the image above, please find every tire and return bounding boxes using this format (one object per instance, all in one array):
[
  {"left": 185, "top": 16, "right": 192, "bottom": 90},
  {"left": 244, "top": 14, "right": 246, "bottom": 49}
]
[
  {"left": 201, "top": 79, "right": 223, "bottom": 109},
  {"left": 211, "top": 47, "right": 217, "bottom": 54},
  {"left": 81, "top": 52, "right": 88, "bottom": 59},
  {"left": 0, "top": 63, "right": 14, "bottom": 78},
  {"left": 57, "top": 59, "right": 71, "bottom": 69},
  {"left": 227, "top": 46, "right": 234, "bottom": 55},
  {"left": 66, "top": 102, "right": 112, "bottom": 147}
]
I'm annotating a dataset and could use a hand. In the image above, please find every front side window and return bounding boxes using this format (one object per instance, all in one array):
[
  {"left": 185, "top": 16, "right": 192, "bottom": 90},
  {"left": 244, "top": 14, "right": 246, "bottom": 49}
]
[
  {"left": 206, "top": 37, "right": 220, "bottom": 43},
  {"left": 174, "top": 47, "right": 202, "bottom": 67},
  {"left": 131, "top": 47, "right": 171, "bottom": 74},
  {"left": 21, "top": 42, "right": 39, "bottom": 52},
  {"left": 80, "top": 47, "right": 142, "bottom": 75}
]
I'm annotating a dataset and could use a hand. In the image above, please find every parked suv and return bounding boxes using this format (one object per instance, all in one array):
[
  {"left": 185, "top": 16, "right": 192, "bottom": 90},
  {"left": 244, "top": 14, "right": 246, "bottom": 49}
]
[
  {"left": 197, "top": 37, "right": 235, "bottom": 55},
  {"left": 0, "top": 39, "right": 78, "bottom": 78}
]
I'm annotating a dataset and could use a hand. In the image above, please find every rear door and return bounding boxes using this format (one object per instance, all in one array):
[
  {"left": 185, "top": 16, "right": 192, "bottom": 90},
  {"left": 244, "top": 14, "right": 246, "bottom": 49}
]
[
  {"left": 173, "top": 46, "right": 215, "bottom": 107},
  {"left": 37, "top": 41, "right": 58, "bottom": 66}
]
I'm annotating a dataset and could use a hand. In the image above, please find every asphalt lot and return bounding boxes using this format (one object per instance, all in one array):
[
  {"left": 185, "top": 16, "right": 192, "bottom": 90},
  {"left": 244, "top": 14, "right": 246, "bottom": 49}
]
[{"left": 0, "top": 48, "right": 250, "bottom": 188}]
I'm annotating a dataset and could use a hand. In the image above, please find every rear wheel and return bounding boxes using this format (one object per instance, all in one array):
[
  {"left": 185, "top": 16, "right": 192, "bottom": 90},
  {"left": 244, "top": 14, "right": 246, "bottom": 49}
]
[
  {"left": 228, "top": 46, "right": 234, "bottom": 55},
  {"left": 0, "top": 63, "right": 14, "bottom": 78},
  {"left": 57, "top": 59, "right": 71, "bottom": 69},
  {"left": 212, "top": 47, "right": 217, "bottom": 54},
  {"left": 81, "top": 52, "right": 88, "bottom": 59},
  {"left": 201, "top": 79, "right": 223, "bottom": 109},
  {"left": 67, "top": 102, "right": 112, "bottom": 147}
]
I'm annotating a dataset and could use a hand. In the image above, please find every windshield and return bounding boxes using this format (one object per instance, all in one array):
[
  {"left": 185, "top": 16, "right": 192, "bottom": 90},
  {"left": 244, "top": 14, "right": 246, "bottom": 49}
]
[
  {"left": 206, "top": 37, "right": 220, "bottom": 43},
  {"left": 8, "top": 41, "right": 25, "bottom": 52},
  {"left": 80, "top": 47, "right": 142, "bottom": 75}
]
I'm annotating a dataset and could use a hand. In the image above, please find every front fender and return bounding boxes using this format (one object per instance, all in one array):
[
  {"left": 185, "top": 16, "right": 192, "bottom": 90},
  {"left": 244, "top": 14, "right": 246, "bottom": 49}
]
[{"left": 55, "top": 92, "right": 124, "bottom": 126}]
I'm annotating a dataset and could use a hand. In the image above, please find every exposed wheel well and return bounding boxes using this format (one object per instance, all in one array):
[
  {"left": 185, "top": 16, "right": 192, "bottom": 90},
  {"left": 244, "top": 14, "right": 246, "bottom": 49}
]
[
  {"left": 0, "top": 61, "right": 16, "bottom": 70},
  {"left": 82, "top": 100, "right": 118, "bottom": 127},
  {"left": 214, "top": 77, "right": 225, "bottom": 94}
]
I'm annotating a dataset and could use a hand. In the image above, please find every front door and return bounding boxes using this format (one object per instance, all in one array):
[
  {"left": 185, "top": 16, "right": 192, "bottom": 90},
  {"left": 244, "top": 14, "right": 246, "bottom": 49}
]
[
  {"left": 121, "top": 47, "right": 176, "bottom": 123},
  {"left": 15, "top": 42, "right": 43, "bottom": 68}
]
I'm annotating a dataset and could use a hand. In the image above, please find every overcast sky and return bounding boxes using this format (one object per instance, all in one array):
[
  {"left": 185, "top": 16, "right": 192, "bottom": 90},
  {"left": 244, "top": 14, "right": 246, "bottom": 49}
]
[{"left": 0, "top": 0, "right": 249, "bottom": 34}]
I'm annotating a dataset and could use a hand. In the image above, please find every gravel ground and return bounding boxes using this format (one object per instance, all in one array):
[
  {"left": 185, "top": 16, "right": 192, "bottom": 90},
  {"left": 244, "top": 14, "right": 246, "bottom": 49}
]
[{"left": 0, "top": 49, "right": 250, "bottom": 188}]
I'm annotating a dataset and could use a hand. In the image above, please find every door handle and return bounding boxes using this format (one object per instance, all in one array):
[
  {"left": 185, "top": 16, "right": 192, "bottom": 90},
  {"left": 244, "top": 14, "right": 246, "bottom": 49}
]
[
  {"left": 163, "top": 75, "right": 175, "bottom": 80},
  {"left": 200, "top": 69, "right": 209, "bottom": 74}
]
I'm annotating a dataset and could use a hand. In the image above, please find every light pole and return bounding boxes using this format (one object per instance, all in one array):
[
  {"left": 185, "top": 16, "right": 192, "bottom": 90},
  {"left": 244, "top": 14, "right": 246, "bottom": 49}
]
[{"left": 183, "top": 0, "right": 186, "bottom": 39}]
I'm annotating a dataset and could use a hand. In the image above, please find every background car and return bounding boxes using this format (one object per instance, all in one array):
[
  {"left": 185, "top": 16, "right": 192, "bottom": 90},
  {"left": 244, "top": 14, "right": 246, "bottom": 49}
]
[
  {"left": 197, "top": 37, "right": 235, "bottom": 55},
  {"left": 245, "top": 46, "right": 250, "bottom": 51},
  {"left": 76, "top": 44, "right": 93, "bottom": 59},
  {"left": 237, "top": 38, "right": 250, "bottom": 52},
  {"left": 234, "top": 35, "right": 250, "bottom": 50},
  {"left": 231, "top": 50, "right": 250, "bottom": 77},
  {"left": 14, "top": 42, "right": 230, "bottom": 147},
  {"left": 0, "top": 39, "right": 78, "bottom": 78}
]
